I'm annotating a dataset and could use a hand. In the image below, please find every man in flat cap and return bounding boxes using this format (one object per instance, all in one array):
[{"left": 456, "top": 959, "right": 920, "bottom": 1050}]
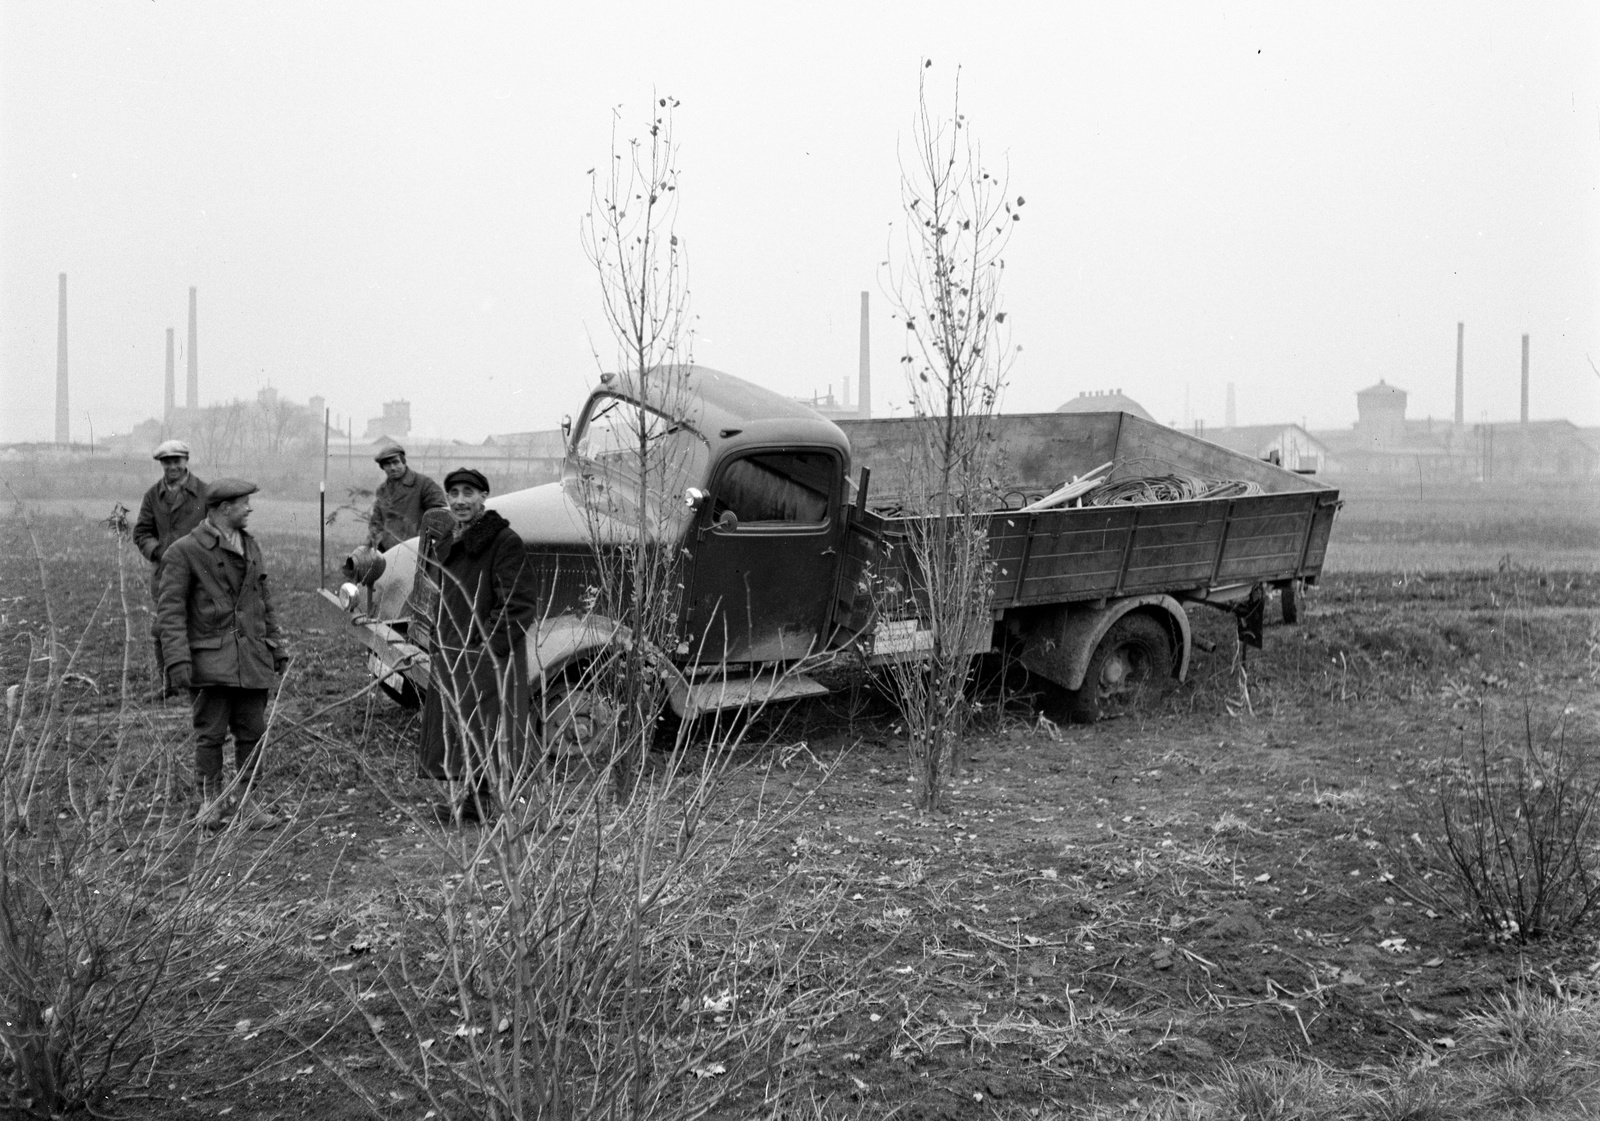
[
  {"left": 418, "top": 467, "right": 538, "bottom": 825},
  {"left": 157, "top": 478, "right": 289, "bottom": 829},
  {"left": 368, "top": 442, "right": 447, "bottom": 551},
  {"left": 133, "top": 439, "right": 207, "bottom": 673}
]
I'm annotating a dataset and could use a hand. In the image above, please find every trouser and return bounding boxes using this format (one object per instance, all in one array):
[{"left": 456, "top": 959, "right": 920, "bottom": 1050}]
[{"left": 191, "top": 686, "right": 270, "bottom": 790}]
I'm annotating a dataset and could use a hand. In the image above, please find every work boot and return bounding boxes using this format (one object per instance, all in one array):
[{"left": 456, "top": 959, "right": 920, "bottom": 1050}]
[
  {"left": 193, "top": 780, "right": 225, "bottom": 830},
  {"left": 431, "top": 788, "right": 493, "bottom": 827},
  {"left": 233, "top": 802, "right": 282, "bottom": 831}
]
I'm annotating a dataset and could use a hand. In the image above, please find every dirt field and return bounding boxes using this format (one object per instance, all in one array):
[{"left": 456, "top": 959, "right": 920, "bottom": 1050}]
[{"left": 3, "top": 492, "right": 1599, "bottom": 1119}]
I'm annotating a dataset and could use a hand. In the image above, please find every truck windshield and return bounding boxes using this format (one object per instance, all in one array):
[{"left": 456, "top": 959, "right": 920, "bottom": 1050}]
[{"left": 573, "top": 393, "right": 710, "bottom": 529}]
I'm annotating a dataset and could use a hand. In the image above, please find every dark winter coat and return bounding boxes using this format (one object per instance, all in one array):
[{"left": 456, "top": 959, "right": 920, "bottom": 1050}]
[
  {"left": 156, "top": 520, "right": 285, "bottom": 689},
  {"left": 368, "top": 467, "right": 448, "bottom": 550},
  {"left": 418, "top": 510, "right": 539, "bottom": 781},
  {"left": 133, "top": 473, "right": 208, "bottom": 597}
]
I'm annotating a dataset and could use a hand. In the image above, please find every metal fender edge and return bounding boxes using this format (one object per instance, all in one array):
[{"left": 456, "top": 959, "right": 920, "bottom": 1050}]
[
  {"left": 1017, "top": 595, "right": 1191, "bottom": 692},
  {"left": 526, "top": 615, "right": 692, "bottom": 716}
]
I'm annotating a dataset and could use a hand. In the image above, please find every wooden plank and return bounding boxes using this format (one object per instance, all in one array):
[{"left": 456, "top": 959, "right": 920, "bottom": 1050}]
[
  {"left": 1120, "top": 501, "right": 1227, "bottom": 592},
  {"left": 1009, "top": 506, "right": 1136, "bottom": 604}
]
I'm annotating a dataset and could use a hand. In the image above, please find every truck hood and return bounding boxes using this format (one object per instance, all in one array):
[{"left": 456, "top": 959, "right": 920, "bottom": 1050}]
[
  {"left": 488, "top": 478, "right": 598, "bottom": 547},
  {"left": 490, "top": 476, "right": 683, "bottom": 547}
]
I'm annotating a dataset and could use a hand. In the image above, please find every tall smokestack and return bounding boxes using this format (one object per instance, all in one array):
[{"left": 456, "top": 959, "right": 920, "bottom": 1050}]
[
  {"left": 1225, "top": 382, "right": 1236, "bottom": 428},
  {"left": 857, "top": 291, "right": 871, "bottom": 419},
  {"left": 164, "top": 328, "right": 176, "bottom": 420},
  {"left": 1520, "top": 333, "right": 1529, "bottom": 424},
  {"left": 186, "top": 286, "right": 199, "bottom": 409},
  {"left": 55, "top": 273, "right": 69, "bottom": 444},
  {"left": 1454, "top": 321, "right": 1464, "bottom": 427}
]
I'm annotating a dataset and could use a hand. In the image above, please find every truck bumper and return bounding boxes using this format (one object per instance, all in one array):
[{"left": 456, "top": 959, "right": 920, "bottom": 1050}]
[{"left": 316, "top": 588, "right": 431, "bottom": 692}]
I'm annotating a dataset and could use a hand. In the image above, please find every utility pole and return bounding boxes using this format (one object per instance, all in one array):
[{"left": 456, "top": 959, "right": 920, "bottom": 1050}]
[
  {"left": 1454, "top": 321, "right": 1465, "bottom": 428},
  {"left": 164, "top": 328, "right": 176, "bottom": 422},
  {"left": 1520, "top": 334, "right": 1529, "bottom": 423},
  {"left": 56, "top": 273, "right": 69, "bottom": 444},
  {"left": 186, "top": 287, "right": 199, "bottom": 409},
  {"left": 857, "top": 291, "right": 872, "bottom": 419}
]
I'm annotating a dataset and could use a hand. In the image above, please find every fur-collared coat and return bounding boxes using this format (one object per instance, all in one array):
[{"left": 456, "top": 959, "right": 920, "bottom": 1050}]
[
  {"left": 133, "top": 473, "right": 208, "bottom": 597},
  {"left": 156, "top": 519, "right": 285, "bottom": 688},
  {"left": 418, "top": 509, "right": 539, "bottom": 781}
]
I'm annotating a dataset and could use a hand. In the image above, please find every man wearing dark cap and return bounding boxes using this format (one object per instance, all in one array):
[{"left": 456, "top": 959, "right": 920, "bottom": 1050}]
[
  {"left": 368, "top": 442, "right": 447, "bottom": 551},
  {"left": 133, "top": 439, "right": 207, "bottom": 673},
  {"left": 157, "top": 478, "right": 289, "bottom": 830},
  {"left": 418, "top": 467, "right": 538, "bottom": 824}
]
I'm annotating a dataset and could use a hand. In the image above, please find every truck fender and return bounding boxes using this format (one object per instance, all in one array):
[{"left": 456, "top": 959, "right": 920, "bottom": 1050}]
[
  {"left": 1016, "top": 595, "right": 1191, "bottom": 692},
  {"left": 527, "top": 614, "right": 692, "bottom": 716}
]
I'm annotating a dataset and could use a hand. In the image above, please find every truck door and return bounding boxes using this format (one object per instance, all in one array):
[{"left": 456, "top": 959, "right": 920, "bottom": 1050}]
[{"left": 685, "top": 447, "right": 843, "bottom": 663}]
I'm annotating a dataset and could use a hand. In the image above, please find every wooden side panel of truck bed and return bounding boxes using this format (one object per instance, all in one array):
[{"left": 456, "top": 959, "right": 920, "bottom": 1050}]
[{"left": 844, "top": 411, "right": 1340, "bottom": 613}]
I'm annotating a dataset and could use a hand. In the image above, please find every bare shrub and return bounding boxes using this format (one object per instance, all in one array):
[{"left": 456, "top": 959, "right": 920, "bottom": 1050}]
[
  {"left": 0, "top": 520, "right": 304, "bottom": 1115},
  {"left": 878, "top": 61, "right": 1019, "bottom": 811},
  {"left": 324, "top": 692, "right": 872, "bottom": 1120},
  {"left": 1412, "top": 707, "right": 1600, "bottom": 942}
]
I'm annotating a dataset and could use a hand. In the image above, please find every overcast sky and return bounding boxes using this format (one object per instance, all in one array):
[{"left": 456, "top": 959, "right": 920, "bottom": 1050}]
[{"left": 3, "top": 1, "right": 1596, "bottom": 445}]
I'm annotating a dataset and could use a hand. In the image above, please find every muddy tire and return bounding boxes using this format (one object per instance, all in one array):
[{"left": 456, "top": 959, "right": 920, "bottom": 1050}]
[
  {"left": 1280, "top": 579, "right": 1302, "bottom": 625},
  {"left": 1065, "top": 613, "right": 1174, "bottom": 723},
  {"left": 537, "top": 669, "right": 622, "bottom": 763}
]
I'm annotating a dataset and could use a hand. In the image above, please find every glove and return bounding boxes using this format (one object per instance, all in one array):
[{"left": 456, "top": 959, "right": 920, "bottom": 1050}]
[
  {"left": 166, "top": 663, "right": 192, "bottom": 696},
  {"left": 274, "top": 653, "right": 291, "bottom": 675}
]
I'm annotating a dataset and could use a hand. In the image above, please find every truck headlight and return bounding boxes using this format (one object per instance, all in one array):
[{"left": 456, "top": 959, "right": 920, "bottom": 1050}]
[{"left": 337, "top": 582, "right": 362, "bottom": 611}]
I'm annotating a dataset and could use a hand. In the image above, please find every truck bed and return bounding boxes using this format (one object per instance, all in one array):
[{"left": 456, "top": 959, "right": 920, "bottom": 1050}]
[{"left": 837, "top": 411, "right": 1339, "bottom": 607}]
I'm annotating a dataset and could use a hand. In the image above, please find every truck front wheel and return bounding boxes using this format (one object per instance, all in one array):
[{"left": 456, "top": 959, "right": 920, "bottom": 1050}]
[
  {"left": 537, "top": 668, "right": 622, "bottom": 762},
  {"left": 1065, "top": 614, "right": 1174, "bottom": 723}
]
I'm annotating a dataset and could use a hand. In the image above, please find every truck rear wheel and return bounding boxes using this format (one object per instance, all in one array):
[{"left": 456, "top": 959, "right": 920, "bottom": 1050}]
[{"left": 1065, "top": 614, "right": 1173, "bottom": 723}]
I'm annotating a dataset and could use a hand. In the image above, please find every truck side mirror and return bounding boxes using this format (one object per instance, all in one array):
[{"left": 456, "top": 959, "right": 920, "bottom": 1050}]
[{"left": 561, "top": 414, "right": 573, "bottom": 444}]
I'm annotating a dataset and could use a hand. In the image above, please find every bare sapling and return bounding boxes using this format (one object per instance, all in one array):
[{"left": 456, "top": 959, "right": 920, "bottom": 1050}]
[
  {"left": 579, "top": 95, "right": 700, "bottom": 792},
  {"left": 879, "top": 62, "right": 1021, "bottom": 811}
]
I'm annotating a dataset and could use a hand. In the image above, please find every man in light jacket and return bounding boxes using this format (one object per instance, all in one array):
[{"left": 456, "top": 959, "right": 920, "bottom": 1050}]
[
  {"left": 133, "top": 439, "right": 207, "bottom": 673},
  {"left": 157, "top": 478, "right": 288, "bottom": 829}
]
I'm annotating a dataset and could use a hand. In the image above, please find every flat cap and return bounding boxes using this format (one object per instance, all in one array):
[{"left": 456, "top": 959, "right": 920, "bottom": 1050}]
[
  {"left": 373, "top": 442, "right": 406, "bottom": 464},
  {"left": 443, "top": 467, "right": 490, "bottom": 493},
  {"left": 152, "top": 439, "right": 191, "bottom": 460},
  {"left": 205, "top": 478, "right": 259, "bottom": 507}
]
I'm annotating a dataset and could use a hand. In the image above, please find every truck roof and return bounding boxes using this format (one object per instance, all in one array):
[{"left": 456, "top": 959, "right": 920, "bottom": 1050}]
[{"left": 607, "top": 364, "right": 851, "bottom": 461}]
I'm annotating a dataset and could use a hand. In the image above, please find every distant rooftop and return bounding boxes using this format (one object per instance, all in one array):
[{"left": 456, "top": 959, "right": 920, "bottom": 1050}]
[{"left": 1056, "top": 389, "right": 1154, "bottom": 422}]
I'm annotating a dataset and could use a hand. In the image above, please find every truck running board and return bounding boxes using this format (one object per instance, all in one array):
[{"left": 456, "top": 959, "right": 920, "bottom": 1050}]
[{"left": 679, "top": 669, "right": 829, "bottom": 718}]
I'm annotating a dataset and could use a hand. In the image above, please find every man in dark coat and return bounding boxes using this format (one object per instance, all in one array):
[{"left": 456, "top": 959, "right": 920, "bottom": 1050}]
[
  {"left": 418, "top": 467, "right": 538, "bottom": 824},
  {"left": 368, "top": 442, "right": 448, "bottom": 551},
  {"left": 157, "top": 478, "right": 289, "bottom": 829},
  {"left": 133, "top": 439, "right": 208, "bottom": 673}
]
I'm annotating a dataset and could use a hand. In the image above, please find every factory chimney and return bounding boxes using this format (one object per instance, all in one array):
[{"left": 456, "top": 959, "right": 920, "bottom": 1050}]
[
  {"left": 1520, "top": 334, "right": 1529, "bottom": 424},
  {"left": 55, "top": 273, "right": 69, "bottom": 444},
  {"left": 1225, "top": 382, "right": 1236, "bottom": 428},
  {"left": 164, "top": 328, "right": 176, "bottom": 421},
  {"left": 857, "top": 291, "right": 872, "bottom": 419},
  {"left": 186, "top": 286, "right": 199, "bottom": 409},
  {"left": 1454, "top": 322, "right": 1464, "bottom": 427}
]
